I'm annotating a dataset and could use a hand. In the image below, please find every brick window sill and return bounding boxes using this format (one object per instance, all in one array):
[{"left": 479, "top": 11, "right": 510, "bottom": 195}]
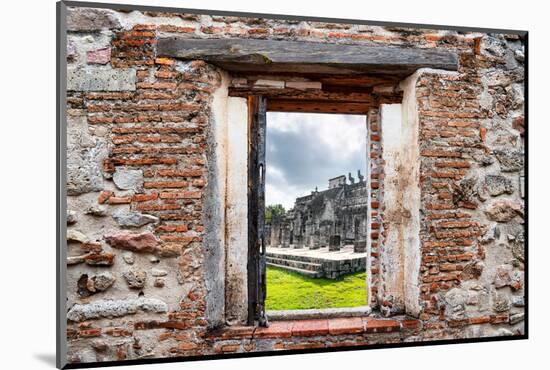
[{"left": 206, "top": 316, "right": 421, "bottom": 340}]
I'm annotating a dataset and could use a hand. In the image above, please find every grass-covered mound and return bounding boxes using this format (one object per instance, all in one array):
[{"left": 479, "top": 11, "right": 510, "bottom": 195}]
[{"left": 265, "top": 266, "right": 367, "bottom": 310}]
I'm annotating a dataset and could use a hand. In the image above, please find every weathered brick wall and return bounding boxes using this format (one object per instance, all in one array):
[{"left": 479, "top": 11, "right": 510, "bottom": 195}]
[
  {"left": 64, "top": 6, "right": 525, "bottom": 364},
  {"left": 415, "top": 38, "right": 525, "bottom": 338},
  {"left": 366, "top": 108, "right": 384, "bottom": 309}
]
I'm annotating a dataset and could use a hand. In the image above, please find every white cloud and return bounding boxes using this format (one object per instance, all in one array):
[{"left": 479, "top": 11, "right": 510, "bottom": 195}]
[{"left": 265, "top": 112, "right": 367, "bottom": 210}]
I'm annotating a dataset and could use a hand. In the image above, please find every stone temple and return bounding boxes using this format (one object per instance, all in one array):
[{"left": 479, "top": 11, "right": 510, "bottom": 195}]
[{"left": 266, "top": 171, "right": 368, "bottom": 278}]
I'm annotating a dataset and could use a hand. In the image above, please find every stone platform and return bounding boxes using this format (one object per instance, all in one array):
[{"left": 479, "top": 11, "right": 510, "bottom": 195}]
[{"left": 266, "top": 245, "right": 366, "bottom": 279}]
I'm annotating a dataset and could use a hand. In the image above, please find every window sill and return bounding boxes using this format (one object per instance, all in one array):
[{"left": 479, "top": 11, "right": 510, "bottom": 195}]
[
  {"left": 206, "top": 315, "right": 421, "bottom": 340},
  {"left": 266, "top": 305, "right": 372, "bottom": 321}
]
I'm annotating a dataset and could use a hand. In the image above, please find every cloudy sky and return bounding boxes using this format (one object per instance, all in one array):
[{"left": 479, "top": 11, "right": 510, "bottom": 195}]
[{"left": 266, "top": 112, "right": 367, "bottom": 210}]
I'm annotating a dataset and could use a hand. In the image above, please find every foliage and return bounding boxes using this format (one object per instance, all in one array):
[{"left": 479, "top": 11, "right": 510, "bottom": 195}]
[
  {"left": 265, "top": 204, "right": 286, "bottom": 224},
  {"left": 265, "top": 266, "right": 367, "bottom": 310}
]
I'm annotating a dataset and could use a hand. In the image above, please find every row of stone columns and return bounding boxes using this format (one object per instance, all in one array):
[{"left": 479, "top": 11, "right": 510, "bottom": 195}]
[{"left": 270, "top": 234, "right": 366, "bottom": 253}]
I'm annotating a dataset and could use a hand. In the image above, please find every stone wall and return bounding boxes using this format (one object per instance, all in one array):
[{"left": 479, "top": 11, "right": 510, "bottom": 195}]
[
  {"left": 63, "top": 5, "right": 525, "bottom": 365},
  {"left": 414, "top": 39, "right": 525, "bottom": 336}
]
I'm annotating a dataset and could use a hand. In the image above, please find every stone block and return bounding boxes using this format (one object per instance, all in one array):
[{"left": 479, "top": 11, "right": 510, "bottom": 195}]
[
  {"left": 485, "top": 199, "right": 524, "bottom": 222},
  {"left": 113, "top": 168, "right": 144, "bottom": 192},
  {"left": 494, "top": 149, "right": 524, "bottom": 172},
  {"left": 67, "top": 298, "right": 168, "bottom": 322},
  {"left": 67, "top": 115, "right": 107, "bottom": 195},
  {"left": 67, "top": 7, "right": 122, "bottom": 31},
  {"left": 328, "top": 235, "right": 341, "bottom": 251},
  {"left": 113, "top": 211, "right": 159, "bottom": 228},
  {"left": 67, "top": 67, "right": 136, "bottom": 91},
  {"left": 354, "top": 240, "right": 367, "bottom": 253},
  {"left": 484, "top": 175, "right": 514, "bottom": 196}
]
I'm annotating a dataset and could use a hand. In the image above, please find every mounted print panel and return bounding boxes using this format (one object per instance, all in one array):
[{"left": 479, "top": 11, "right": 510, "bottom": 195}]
[{"left": 57, "top": 1, "right": 527, "bottom": 368}]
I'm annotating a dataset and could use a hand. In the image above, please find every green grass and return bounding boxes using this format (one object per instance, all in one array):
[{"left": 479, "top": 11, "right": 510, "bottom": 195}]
[{"left": 265, "top": 266, "right": 367, "bottom": 310}]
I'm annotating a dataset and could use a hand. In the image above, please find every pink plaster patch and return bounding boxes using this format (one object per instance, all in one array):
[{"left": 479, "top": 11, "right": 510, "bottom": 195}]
[{"left": 87, "top": 47, "right": 111, "bottom": 65}]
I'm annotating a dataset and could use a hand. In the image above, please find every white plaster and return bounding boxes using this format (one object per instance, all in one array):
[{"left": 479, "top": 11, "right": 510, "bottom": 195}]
[
  {"left": 400, "top": 73, "right": 423, "bottom": 317},
  {"left": 117, "top": 10, "right": 199, "bottom": 30},
  {"left": 203, "top": 71, "right": 230, "bottom": 328},
  {"left": 380, "top": 103, "right": 406, "bottom": 312},
  {"left": 225, "top": 97, "right": 249, "bottom": 324}
]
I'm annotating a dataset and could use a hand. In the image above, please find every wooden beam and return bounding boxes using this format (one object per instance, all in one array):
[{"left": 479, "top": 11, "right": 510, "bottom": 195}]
[
  {"left": 157, "top": 38, "right": 458, "bottom": 75},
  {"left": 230, "top": 87, "right": 403, "bottom": 105},
  {"left": 266, "top": 99, "right": 372, "bottom": 114}
]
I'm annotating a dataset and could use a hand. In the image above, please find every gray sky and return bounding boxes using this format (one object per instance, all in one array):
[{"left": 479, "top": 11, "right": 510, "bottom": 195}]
[{"left": 266, "top": 112, "right": 367, "bottom": 210}]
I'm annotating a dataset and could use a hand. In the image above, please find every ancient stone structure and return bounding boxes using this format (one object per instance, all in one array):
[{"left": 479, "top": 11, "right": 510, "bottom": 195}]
[
  {"left": 266, "top": 246, "right": 367, "bottom": 279},
  {"left": 267, "top": 172, "right": 367, "bottom": 252},
  {"left": 61, "top": 3, "right": 525, "bottom": 366}
]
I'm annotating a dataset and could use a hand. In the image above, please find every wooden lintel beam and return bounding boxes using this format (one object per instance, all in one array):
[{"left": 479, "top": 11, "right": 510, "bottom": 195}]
[
  {"left": 266, "top": 99, "right": 373, "bottom": 114},
  {"left": 157, "top": 38, "right": 459, "bottom": 75}
]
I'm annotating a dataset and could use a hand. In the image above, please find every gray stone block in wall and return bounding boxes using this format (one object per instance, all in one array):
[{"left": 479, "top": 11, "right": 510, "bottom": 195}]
[
  {"left": 113, "top": 211, "right": 159, "bottom": 228},
  {"left": 494, "top": 150, "right": 524, "bottom": 172},
  {"left": 113, "top": 169, "right": 144, "bottom": 192},
  {"left": 67, "top": 115, "right": 107, "bottom": 195},
  {"left": 67, "top": 67, "right": 136, "bottom": 92},
  {"left": 67, "top": 7, "right": 122, "bottom": 31}
]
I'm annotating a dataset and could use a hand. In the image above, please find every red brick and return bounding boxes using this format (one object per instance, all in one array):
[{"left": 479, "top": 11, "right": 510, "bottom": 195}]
[
  {"left": 178, "top": 342, "right": 199, "bottom": 351},
  {"left": 327, "top": 317, "right": 364, "bottom": 335},
  {"left": 291, "top": 319, "right": 329, "bottom": 336},
  {"left": 105, "top": 328, "right": 132, "bottom": 337},
  {"left": 435, "top": 161, "right": 471, "bottom": 168},
  {"left": 98, "top": 190, "right": 113, "bottom": 204},
  {"left": 154, "top": 57, "right": 175, "bottom": 66},
  {"left": 364, "top": 319, "right": 400, "bottom": 333},
  {"left": 156, "top": 224, "right": 189, "bottom": 233},
  {"left": 132, "top": 193, "right": 158, "bottom": 202},
  {"left": 421, "top": 149, "right": 462, "bottom": 158},
  {"left": 254, "top": 321, "right": 294, "bottom": 338},
  {"left": 160, "top": 191, "right": 202, "bottom": 199},
  {"left": 490, "top": 314, "right": 509, "bottom": 324},
  {"left": 108, "top": 196, "right": 132, "bottom": 204},
  {"left": 468, "top": 316, "right": 491, "bottom": 325},
  {"left": 144, "top": 181, "right": 189, "bottom": 189},
  {"left": 136, "top": 203, "right": 181, "bottom": 211},
  {"left": 401, "top": 319, "right": 421, "bottom": 330},
  {"left": 437, "top": 221, "right": 478, "bottom": 228},
  {"left": 479, "top": 127, "right": 487, "bottom": 142},
  {"left": 78, "top": 328, "right": 102, "bottom": 337}
]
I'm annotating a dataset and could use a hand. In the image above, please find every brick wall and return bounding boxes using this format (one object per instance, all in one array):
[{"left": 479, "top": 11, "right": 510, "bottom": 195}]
[
  {"left": 64, "top": 5, "right": 525, "bottom": 364},
  {"left": 366, "top": 108, "right": 384, "bottom": 309}
]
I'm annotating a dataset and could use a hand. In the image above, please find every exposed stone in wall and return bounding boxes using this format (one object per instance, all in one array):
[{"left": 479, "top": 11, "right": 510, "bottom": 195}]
[
  {"left": 415, "top": 33, "right": 524, "bottom": 336},
  {"left": 64, "top": 5, "right": 524, "bottom": 363},
  {"left": 67, "top": 67, "right": 137, "bottom": 92},
  {"left": 67, "top": 7, "right": 122, "bottom": 32},
  {"left": 67, "top": 298, "right": 168, "bottom": 322}
]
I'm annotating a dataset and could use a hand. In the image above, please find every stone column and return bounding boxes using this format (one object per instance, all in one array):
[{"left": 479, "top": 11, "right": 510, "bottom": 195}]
[
  {"left": 329, "top": 235, "right": 341, "bottom": 251},
  {"left": 354, "top": 240, "right": 366, "bottom": 253}
]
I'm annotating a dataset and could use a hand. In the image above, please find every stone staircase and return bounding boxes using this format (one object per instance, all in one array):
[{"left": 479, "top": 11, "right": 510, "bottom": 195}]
[
  {"left": 266, "top": 254, "right": 324, "bottom": 278},
  {"left": 266, "top": 246, "right": 367, "bottom": 279}
]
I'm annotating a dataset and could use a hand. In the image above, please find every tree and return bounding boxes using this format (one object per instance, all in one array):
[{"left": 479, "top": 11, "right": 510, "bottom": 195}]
[{"left": 265, "top": 204, "right": 286, "bottom": 224}]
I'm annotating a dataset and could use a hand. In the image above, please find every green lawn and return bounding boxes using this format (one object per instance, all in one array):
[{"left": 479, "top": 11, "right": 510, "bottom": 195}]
[{"left": 265, "top": 266, "right": 367, "bottom": 310}]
